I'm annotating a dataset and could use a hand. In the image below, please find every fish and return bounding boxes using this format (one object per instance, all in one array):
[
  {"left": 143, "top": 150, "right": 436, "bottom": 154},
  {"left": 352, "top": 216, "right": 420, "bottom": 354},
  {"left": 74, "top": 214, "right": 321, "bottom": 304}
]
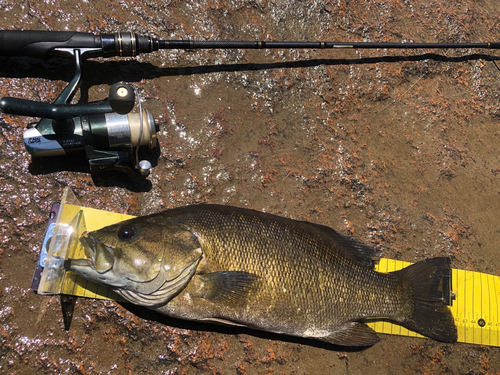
[{"left": 64, "top": 204, "right": 457, "bottom": 346}]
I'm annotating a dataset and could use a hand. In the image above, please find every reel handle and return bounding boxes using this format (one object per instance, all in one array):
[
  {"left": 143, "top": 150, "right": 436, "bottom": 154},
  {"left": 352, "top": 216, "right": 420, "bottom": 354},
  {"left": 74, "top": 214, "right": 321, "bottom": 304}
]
[
  {"left": 0, "top": 83, "right": 134, "bottom": 118},
  {"left": 0, "top": 97, "right": 113, "bottom": 119}
]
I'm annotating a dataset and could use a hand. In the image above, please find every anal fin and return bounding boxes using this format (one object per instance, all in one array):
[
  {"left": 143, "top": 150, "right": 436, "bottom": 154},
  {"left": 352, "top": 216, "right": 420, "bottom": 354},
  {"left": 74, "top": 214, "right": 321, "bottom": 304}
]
[{"left": 320, "top": 322, "right": 380, "bottom": 347}]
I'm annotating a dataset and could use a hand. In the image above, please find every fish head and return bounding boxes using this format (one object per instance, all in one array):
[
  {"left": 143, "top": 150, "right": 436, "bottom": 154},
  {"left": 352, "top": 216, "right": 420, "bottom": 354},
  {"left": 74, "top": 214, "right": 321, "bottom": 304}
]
[{"left": 64, "top": 218, "right": 203, "bottom": 307}]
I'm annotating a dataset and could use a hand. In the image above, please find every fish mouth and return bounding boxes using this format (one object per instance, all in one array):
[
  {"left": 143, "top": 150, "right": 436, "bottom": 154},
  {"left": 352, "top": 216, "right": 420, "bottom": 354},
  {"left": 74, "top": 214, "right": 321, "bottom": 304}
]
[{"left": 64, "top": 232, "right": 114, "bottom": 275}]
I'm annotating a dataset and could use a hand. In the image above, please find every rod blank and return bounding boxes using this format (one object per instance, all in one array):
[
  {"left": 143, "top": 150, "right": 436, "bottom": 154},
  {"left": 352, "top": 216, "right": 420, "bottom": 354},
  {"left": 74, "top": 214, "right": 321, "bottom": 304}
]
[{"left": 160, "top": 40, "right": 500, "bottom": 50}]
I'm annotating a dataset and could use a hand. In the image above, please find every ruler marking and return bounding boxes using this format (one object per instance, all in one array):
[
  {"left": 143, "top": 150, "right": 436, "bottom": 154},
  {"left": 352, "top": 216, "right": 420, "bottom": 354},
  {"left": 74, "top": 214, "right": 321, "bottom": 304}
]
[
  {"left": 85, "top": 279, "right": 92, "bottom": 297},
  {"left": 486, "top": 274, "right": 491, "bottom": 346},
  {"left": 472, "top": 271, "right": 475, "bottom": 344},
  {"left": 476, "top": 272, "right": 479, "bottom": 344},
  {"left": 496, "top": 275, "right": 499, "bottom": 346},
  {"left": 460, "top": 270, "right": 464, "bottom": 340},
  {"left": 497, "top": 274, "right": 500, "bottom": 346},
  {"left": 382, "top": 259, "right": 387, "bottom": 334},
  {"left": 90, "top": 279, "right": 98, "bottom": 298},
  {"left": 465, "top": 270, "right": 468, "bottom": 343},
  {"left": 97, "top": 284, "right": 105, "bottom": 298},
  {"left": 476, "top": 272, "right": 482, "bottom": 345},
  {"left": 494, "top": 274, "right": 500, "bottom": 346},
  {"left": 469, "top": 275, "right": 476, "bottom": 343},
  {"left": 463, "top": 270, "right": 466, "bottom": 343},
  {"left": 84, "top": 278, "right": 92, "bottom": 297},
  {"left": 493, "top": 274, "right": 498, "bottom": 346},
  {"left": 484, "top": 273, "right": 488, "bottom": 345},
  {"left": 485, "top": 273, "right": 490, "bottom": 345},
  {"left": 82, "top": 277, "right": 89, "bottom": 297},
  {"left": 468, "top": 271, "right": 472, "bottom": 343},
  {"left": 482, "top": 274, "right": 486, "bottom": 345},
  {"left": 493, "top": 278, "right": 500, "bottom": 346},
  {"left": 492, "top": 274, "right": 496, "bottom": 346},
  {"left": 483, "top": 272, "right": 486, "bottom": 345},
  {"left": 396, "top": 260, "right": 401, "bottom": 336},
  {"left": 381, "top": 259, "right": 386, "bottom": 334},
  {"left": 457, "top": 270, "right": 462, "bottom": 341},
  {"left": 452, "top": 269, "right": 458, "bottom": 340},
  {"left": 480, "top": 272, "right": 484, "bottom": 344},
  {"left": 457, "top": 270, "right": 460, "bottom": 332}
]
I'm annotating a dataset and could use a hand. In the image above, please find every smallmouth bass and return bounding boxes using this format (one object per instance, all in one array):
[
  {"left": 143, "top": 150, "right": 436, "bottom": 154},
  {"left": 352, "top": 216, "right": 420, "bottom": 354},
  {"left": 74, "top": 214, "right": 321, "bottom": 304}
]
[{"left": 65, "top": 204, "right": 457, "bottom": 346}]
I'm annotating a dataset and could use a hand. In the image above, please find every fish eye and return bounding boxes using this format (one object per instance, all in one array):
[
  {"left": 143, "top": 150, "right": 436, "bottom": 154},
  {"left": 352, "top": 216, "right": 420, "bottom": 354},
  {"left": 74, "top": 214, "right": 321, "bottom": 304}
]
[{"left": 117, "top": 225, "right": 136, "bottom": 240}]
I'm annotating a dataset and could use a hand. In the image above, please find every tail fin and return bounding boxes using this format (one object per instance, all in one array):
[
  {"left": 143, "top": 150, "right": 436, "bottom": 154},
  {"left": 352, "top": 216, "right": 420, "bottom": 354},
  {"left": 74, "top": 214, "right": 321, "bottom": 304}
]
[{"left": 393, "top": 257, "right": 457, "bottom": 343}]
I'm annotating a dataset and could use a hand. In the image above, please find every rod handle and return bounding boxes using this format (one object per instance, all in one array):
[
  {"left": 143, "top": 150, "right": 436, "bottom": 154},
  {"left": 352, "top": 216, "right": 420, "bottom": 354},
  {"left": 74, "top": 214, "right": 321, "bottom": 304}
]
[
  {"left": 0, "top": 30, "right": 159, "bottom": 58},
  {"left": 0, "top": 30, "right": 102, "bottom": 58}
]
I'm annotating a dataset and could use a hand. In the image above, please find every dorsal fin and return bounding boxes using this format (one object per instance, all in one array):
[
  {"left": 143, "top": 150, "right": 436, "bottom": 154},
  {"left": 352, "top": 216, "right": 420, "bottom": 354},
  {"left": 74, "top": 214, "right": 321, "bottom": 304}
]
[{"left": 306, "top": 221, "right": 381, "bottom": 268}]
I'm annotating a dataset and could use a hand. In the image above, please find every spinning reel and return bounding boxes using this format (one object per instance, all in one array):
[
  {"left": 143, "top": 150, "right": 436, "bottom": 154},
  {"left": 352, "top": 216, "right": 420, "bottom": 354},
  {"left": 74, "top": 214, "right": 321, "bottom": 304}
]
[{"left": 0, "top": 40, "right": 158, "bottom": 176}]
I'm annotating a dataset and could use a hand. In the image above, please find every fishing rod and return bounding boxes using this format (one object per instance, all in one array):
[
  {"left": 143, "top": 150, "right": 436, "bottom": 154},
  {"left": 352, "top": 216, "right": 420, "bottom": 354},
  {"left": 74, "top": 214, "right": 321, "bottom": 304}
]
[
  {"left": 1, "top": 30, "right": 500, "bottom": 58},
  {"left": 1, "top": 30, "right": 499, "bottom": 177}
]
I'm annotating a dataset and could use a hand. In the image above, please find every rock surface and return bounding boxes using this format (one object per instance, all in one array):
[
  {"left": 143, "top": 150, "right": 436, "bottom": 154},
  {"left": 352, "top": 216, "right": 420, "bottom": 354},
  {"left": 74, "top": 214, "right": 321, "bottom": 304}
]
[{"left": 1, "top": 1, "right": 500, "bottom": 374}]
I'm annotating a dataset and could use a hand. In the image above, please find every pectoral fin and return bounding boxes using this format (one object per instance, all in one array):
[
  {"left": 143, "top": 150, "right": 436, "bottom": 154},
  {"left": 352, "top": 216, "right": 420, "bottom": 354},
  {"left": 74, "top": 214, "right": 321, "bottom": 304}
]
[
  {"left": 198, "top": 271, "right": 260, "bottom": 306},
  {"left": 321, "top": 322, "right": 380, "bottom": 347}
]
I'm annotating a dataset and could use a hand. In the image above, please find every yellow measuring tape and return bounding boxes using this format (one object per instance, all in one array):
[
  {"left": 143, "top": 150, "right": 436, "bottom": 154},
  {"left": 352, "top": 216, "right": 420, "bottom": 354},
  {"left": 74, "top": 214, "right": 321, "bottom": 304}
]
[{"left": 36, "top": 189, "right": 500, "bottom": 347}]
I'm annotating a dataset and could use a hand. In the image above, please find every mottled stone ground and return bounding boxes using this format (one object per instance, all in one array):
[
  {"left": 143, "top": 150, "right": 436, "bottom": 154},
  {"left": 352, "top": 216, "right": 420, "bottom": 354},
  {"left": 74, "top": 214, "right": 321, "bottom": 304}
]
[{"left": 1, "top": 1, "right": 500, "bottom": 373}]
